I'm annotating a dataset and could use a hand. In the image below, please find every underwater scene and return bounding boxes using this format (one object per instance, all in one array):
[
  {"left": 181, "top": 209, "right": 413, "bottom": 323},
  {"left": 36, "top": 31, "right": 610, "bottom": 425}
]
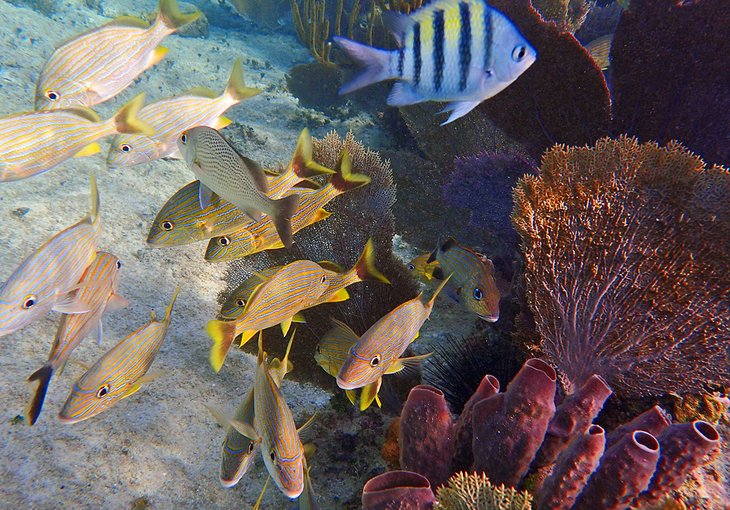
[{"left": 0, "top": 0, "right": 728, "bottom": 508}]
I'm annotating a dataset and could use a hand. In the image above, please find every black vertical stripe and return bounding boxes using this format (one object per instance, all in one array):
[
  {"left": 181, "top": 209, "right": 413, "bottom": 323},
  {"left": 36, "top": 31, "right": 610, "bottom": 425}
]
[
  {"left": 433, "top": 10, "right": 445, "bottom": 92},
  {"left": 413, "top": 23, "right": 422, "bottom": 87},
  {"left": 483, "top": 7, "right": 493, "bottom": 71},
  {"left": 397, "top": 48, "right": 405, "bottom": 77},
  {"left": 458, "top": 2, "right": 472, "bottom": 92}
]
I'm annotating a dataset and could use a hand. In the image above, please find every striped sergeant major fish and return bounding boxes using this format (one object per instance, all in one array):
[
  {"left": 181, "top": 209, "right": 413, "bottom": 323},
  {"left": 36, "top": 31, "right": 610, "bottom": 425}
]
[
  {"left": 35, "top": 0, "right": 200, "bottom": 110},
  {"left": 0, "top": 95, "right": 153, "bottom": 182},
  {"left": 0, "top": 175, "right": 102, "bottom": 337},
  {"left": 204, "top": 150, "right": 370, "bottom": 262},
  {"left": 146, "top": 128, "right": 333, "bottom": 247},
  {"left": 26, "top": 252, "right": 129, "bottom": 426},
  {"left": 58, "top": 287, "right": 180, "bottom": 423},
  {"left": 336, "top": 275, "right": 452, "bottom": 393},
  {"left": 107, "top": 59, "right": 262, "bottom": 169},
  {"left": 334, "top": 0, "right": 537, "bottom": 124}
]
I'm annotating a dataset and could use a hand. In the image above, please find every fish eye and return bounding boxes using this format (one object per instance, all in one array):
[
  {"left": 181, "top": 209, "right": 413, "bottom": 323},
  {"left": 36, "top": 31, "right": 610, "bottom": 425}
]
[
  {"left": 370, "top": 354, "right": 381, "bottom": 367},
  {"left": 181, "top": 132, "right": 188, "bottom": 144},
  {"left": 161, "top": 220, "right": 174, "bottom": 231},
  {"left": 247, "top": 442, "right": 255, "bottom": 454},
  {"left": 45, "top": 90, "right": 59, "bottom": 101},
  {"left": 408, "top": 264, "right": 415, "bottom": 270},
  {"left": 22, "top": 295, "right": 37, "bottom": 309},
  {"left": 120, "top": 143, "right": 132, "bottom": 153},
  {"left": 218, "top": 236, "right": 230, "bottom": 247},
  {"left": 473, "top": 287, "right": 483, "bottom": 301},
  {"left": 269, "top": 449, "right": 276, "bottom": 462},
  {"left": 96, "top": 385, "right": 110, "bottom": 398},
  {"left": 236, "top": 299, "right": 245, "bottom": 307},
  {"left": 512, "top": 45, "right": 527, "bottom": 62},
  {"left": 116, "top": 260, "right": 122, "bottom": 269},
  {"left": 320, "top": 275, "right": 327, "bottom": 283}
]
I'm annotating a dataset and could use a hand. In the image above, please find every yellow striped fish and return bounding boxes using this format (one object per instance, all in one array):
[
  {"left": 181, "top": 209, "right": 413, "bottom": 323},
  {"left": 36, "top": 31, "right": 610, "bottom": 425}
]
[
  {"left": 58, "top": 287, "right": 179, "bottom": 423},
  {"left": 206, "top": 261, "right": 331, "bottom": 372},
  {"left": 219, "top": 266, "right": 284, "bottom": 319},
  {"left": 107, "top": 59, "right": 262, "bottom": 168},
  {"left": 0, "top": 94, "right": 153, "bottom": 182},
  {"left": 26, "top": 252, "right": 129, "bottom": 426},
  {"left": 147, "top": 129, "right": 332, "bottom": 247},
  {"left": 334, "top": 0, "right": 536, "bottom": 124},
  {"left": 336, "top": 276, "right": 451, "bottom": 393},
  {"left": 35, "top": 0, "right": 200, "bottom": 110},
  {"left": 0, "top": 175, "right": 102, "bottom": 337},
  {"left": 407, "top": 253, "right": 441, "bottom": 285},
  {"left": 204, "top": 150, "right": 370, "bottom": 262}
]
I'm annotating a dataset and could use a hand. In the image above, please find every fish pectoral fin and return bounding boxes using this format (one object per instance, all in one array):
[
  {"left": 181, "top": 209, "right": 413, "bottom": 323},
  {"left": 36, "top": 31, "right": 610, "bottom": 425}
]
[
  {"left": 385, "top": 353, "right": 432, "bottom": 375},
  {"left": 326, "top": 288, "right": 350, "bottom": 303},
  {"left": 411, "top": 330, "right": 420, "bottom": 343},
  {"left": 121, "top": 382, "right": 143, "bottom": 399},
  {"left": 148, "top": 46, "right": 169, "bottom": 68},
  {"left": 440, "top": 100, "right": 483, "bottom": 125},
  {"left": 359, "top": 378, "right": 382, "bottom": 411},
  {"left": 74, "top": 143, "right": 101, "bottom": 158},
  {"left": 280, "top": 316, "right": 294, "bottom": 337},
  {"left": 252, "top": 477, "right": 270, "bottom": 510},
  {"left": 297, "top": 412, "right": 317, "bottom": 434},
  {"left": 303, "top": 442, "right": 317, "bottom": 459},
  {"left": 95, "top": 321, "right": 103, "bottom": 347},
  {"left": 238, "top": 329, "right": 257, "bottom": 348},
  {"left": 213, "top": 116, "right": 232, "bottom": 130},
  {"left": 106, "top": 294, "right": 130, "bottom": 312},
  {"left": 387, "top": 82, "right": 426, "bottom": 107},
  {"left": 292, "top": 312, "right": 306, "bottom": 323},
  {"left": 198, "top": 183, "right": 216, "bottom": 210},
  {"left": 345, "top": 389, "right": 357, "bottom": 405},
  {"left": 53, "top": 292, "right": 91, "bottom": 314},
  {"left": 205, "top": 404, "right": 260, "bottom": 441},
  {"left": 122, "top": 370, "right": 165, "bottom": 398}
]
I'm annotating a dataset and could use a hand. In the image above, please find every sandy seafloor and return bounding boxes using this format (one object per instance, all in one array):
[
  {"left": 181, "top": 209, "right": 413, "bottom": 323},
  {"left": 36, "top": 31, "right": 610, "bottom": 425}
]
[{"left": 0, "top": 1, "right": 481, "bottom": 508}]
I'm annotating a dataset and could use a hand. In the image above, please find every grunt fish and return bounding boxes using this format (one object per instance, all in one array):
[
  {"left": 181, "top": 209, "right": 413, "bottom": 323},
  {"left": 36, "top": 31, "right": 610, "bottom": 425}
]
[
  {"left": 407, "top": 253, "right": 441, "bottom": 284},
  {"left": 219, "top": 267, "right": 283, "bottom": 319},
  {"left": 178, "top": 126, "right": 300, "bottom": 248},
  {"left": 35, "top": 0, "right": 200, "bottom": 110},
  {"left": 0, "top": 94, "right": 153, "bottom": 181},
  {"left": 0, "top": 175, "right": 102, "bottom": 337},
  {"left": 334, "top": 0, "right": 536, "bottom": 124},
  {"left": 427, "top": 237, "right": 500, "bottom": 321},
  {"left": 58, "top": 287, "right": 179, "bottom": 423},
  {"left": 107, "top": 59, "right": 262, "bottom": 168},
  {"left": 26, "top": 252, "right": 129, "bottom": 426}
]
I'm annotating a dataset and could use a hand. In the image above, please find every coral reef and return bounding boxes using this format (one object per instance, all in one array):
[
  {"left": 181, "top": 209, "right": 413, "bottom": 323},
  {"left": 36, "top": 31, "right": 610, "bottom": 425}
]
[
  {"left": 531, "top": 0, "right": 591, "bottom": 33},
  {"left": 436, "top": 472, "right": 532, "bottom": 510},
  {"left": 512, "top": 137, "right": 730, "bottom": 397}
]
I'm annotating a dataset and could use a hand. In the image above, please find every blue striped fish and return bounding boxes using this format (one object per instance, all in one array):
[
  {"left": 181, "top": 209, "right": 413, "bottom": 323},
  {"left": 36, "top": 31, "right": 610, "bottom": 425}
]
[
  {"left": 35, "top": 0, "right": 199, "bottom": 110},
  {"left": 336, "top": 276, "right": 451, "bottom": 392},
  {"left": 107, "top": 59, "right": 261, "bottom": 168},
  {"left": 206, "top": 261, "right": 330, "bottom": 372},
  {"left": 58, "top": 287, "right": 179, "bottom": 423},
  {"left": 26, "top": 252, "right": 129, "bottom": 426},
  {"left": 427, "top": 237, "right": 499, "bottom": 321},
  {"left": 334, "top": 0, "right": 536, "bottom": 124},
  {"left": 0, "top": 94, "right": 153, "bottom": 181},
  {"left": 0, "top": 175, "right": 102, "bottom": 337}
]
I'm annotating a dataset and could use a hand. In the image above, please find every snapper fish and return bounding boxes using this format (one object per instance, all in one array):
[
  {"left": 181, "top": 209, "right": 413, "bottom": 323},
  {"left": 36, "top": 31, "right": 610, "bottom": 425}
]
[
  {"left": 427, "top": 237, "right": 500, "bottom": 321},
  {"left": 178, "top": 126, "right": 300, "bottom": 249},
  {"left": 334, "top": 0, "right": 537, "bottom": 124},
  {"left": 35, "top": 0, "right": 200, "bottom": 110},
  {"left": 58, "top": 287, "right": 179, "bottom": 423},
  {"left": 0, "top": 175, "right": 102, "bottom": 337},
  {"left": 107, "top": 59, "right": 262, "bottom": 168},
  {"left": 26, "top": 252, "right": 129, "bottom": 426},
  {"left": 0, "top": 94, "right": 153, "bottom": 182}
]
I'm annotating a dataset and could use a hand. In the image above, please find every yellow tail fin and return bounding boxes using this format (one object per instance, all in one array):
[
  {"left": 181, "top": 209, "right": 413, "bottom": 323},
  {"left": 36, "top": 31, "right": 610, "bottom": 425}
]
[
  {"left": 330, "top": 150, "right": 371, "bottom": 193},
  {"left": 207, "top": 320, "right": 237, "bottom": 372},
  {"left": 112, "top": 93, "right": 154, "bottom": 135},
  {"left": 354, "top": 238, "right": 390, "bottom": 284},
  {"left": 225, "top": 58, "right": 262, "bottom": 102},
  {"left": 290, "top": 128, "right": 335, "bottom": 178},
  {"left": 157, "top": 0, "right": 200, "bottom": 30}
]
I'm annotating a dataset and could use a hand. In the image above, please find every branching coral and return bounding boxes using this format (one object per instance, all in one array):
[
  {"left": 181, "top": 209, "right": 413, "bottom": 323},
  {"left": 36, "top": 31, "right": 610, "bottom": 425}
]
[
  {"left": 435, "top": 472, "right": 533, "bottom": 510},
  {"left": 512, "top": 136, "right": 730, "bottom": 397}
]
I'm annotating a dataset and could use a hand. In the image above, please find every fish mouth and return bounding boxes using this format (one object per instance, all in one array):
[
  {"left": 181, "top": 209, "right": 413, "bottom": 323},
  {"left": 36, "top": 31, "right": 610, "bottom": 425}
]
[
  {"left": 478, "top": 314, "right": 499, "bottom": 323},
  {"left": 336, "top": 376, "right": 356, "bottom": 390},
  {"left": 57, "top": 413, "right": 81, "bottom": 424}
]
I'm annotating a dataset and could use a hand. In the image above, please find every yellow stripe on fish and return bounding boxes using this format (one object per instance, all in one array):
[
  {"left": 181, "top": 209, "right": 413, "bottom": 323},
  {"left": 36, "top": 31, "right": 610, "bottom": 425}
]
[
  {"left": 206, "top": 260, "right": 330, "bottom": 372},
  {"left": 107, "top": 59, "right": 262, "bottom": 168},
  {"left": 35, "top": 0, "right": 199, "bottom": 110},
  {"left": 58, "top": 287, "right": 180, "bottom": 424},
  {"left": 26, "top": 252, "right": 128, "bottom": 426},
  {"left": 0, "top": 94, "right": 153, "bottom": 181},
  {"left": 147, "top": 129, "right": 333, "bottom": 247},
  {"left": 0, "top": 175, "right": 101, "bottom": 337}
]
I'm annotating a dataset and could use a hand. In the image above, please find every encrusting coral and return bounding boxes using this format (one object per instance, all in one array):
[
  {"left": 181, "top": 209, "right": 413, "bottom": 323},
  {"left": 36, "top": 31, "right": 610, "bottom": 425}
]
[
  {"left": 512, "top": 136, "right": 730, "bottom": 397},
  {"left": 435, "top": 472, "right": 533, "bottom": 510}
]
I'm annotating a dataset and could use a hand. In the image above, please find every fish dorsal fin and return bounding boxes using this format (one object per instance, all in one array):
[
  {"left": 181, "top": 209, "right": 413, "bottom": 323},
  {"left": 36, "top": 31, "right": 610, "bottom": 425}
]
[
  {"left": 440, "top": 237, "right": 458, "bottom": 253},
  {"left": 184, "top": 86, "right": 219, "bottom": 99},
  {"left": 297, "top": 412, "right": 317, "bottom": 434},
  {"left": 257, "top": 331, "right": 266, "bottom": 365},
  {"left": 162, "top": 286, "right": 181, "bottom": 323},
  {"left": 328, "top": 318, "right": 359, "bottom": 343},
  {"left": 380, "top": 11, "right": 413, "bottom": 46},
  {"left": 317, "top": 261, "right": 344, "bottom": 273},
  {"left": 107, "top": 15, "right": 150, "bottom": 29},
  {"left": 66, "top": 106, "right": 102, "bottom": 123}
]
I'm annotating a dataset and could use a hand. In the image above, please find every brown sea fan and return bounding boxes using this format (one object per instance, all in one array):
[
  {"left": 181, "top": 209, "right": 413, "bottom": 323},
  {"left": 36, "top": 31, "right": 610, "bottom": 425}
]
[{"left": 512, "top": 136, "right": 730, "bottom": 397}]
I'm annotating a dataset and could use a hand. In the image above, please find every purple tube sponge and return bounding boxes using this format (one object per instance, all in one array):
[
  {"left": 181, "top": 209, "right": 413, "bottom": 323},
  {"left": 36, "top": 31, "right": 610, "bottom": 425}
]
[
  {"left": 362, "top": 471, "right": 435, "bottom": 510},
  {"left": 640, "top": 420, "right": 721, "bottom": 504},
  {"left": 535, "top": 374, "right": 612, "bottom": 467},
  {"left": 471, "top": 358, "right": 557, "bottom": 487},
  {"left": 451, "top": 374, "right": 500, "bottom": 473},
  {"left": 399, "top": 385, "right": 456, "bottom": 489},
  {"left": 573, "top": 430, "right": 660, "bottom": 510},
  {"left": 605, "top": 405, "right": 671, "bottom": 449},
  {"left": 536, "top": 424, "right": 606, "bottom": 510}
]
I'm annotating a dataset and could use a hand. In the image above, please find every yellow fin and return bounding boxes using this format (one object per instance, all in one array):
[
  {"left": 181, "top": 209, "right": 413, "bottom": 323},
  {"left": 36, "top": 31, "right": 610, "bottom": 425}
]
[
  {"left": 297, "top": 412, "right": 317, "bottom": 434},
  {"left": 345, "top": 389, "right": 357, "bottom": 405},
  {"left": 225, "top": 58, "right": 263, "bottom": 102},
  {"left": 312, "top": 208, "right": 332, "bottom": 223},
  {"left": 157, "top": 0, "right": 201, "bottom": 30},
  {"left": 238, "top": 329, "right": 257, "bottom": 348},
  {"left": 412, "top": 330, "right": 419, "bottom": 342},
  {"left": 121, "top": 371, "right": 163, "bottom": 399},
  {"left": 252, "top": 477, "right": 270, "bottom": 510},
  {"left": 280, "top": 316, "right": 293, "bottom": 337},
  {"left": 303, "top": 443, "right": 317, "bottom": 459},
  {"left": 359, "top": 378, "right": 382, "bottom": 411},
  {"left": 113, "top": 93, "right": 155, "bottom": 135},
  {"left": 384, "top": 353, "right": 431, "bottom": 375},
  {"left": 214, "top": 116, "right": 232, "bottom": 129},
  {"left": 206, "top": 320, "right": 237, "bottom": 372},
  {"left": 149, "top": 46, "right": 169, "bottom": 67},
  {"left": 327, "top": 287, "right": 350, "bottom": 303},
  {"left": 292, "top": 312, "right": 306, "bottom": 323}
]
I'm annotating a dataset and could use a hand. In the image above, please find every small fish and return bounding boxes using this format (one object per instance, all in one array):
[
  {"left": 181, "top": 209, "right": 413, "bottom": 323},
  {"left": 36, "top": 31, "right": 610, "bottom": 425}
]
[
  {"left": 334, "top": 0, "right": 537, "bottom": 124},
  {"left": 35, "top": 0, "right": 200, "bottom": 110},
  {"left": 407, "top": 253, "right": 441, "bottom": 284},
  {"left": 204, "top": 150, "right": 370, "bottom": 262},
  {"left": 26, "top": 252, "right": 129, "bottom": 426},
  {"left": 584, "top": 34, "right": 613, "bottom": 71},
  {"left": 58, "top": 287, "right": 179, "bottom": 423},
  {"left": 0, "top": 94, "right": 153, "bottom": 182},
  {"left": 206, "top": 261, "right": 330, "bottom": 372},
  {"left": 178, "top": 126, "right": 300, "bottom": 248},
  {"left": 107, "top": 59, "right": 262, "bottom": 168},
  {"left": 427, "top": 237, "right": 500, "bottom": 321},
  {"left": 0, "top": 175, "right": 101, "bottom": 337},
  {"left": 336, "top": 276, "right": 450, "bottom": 393}
]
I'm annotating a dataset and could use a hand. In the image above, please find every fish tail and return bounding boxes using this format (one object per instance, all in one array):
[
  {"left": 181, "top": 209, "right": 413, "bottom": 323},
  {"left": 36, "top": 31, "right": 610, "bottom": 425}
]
[
  {"left": 354, "top": 238, "right": 390, "bottom": 284},
  {"left": 27, "top": 364, "right": 54, "bottom": 426},
  {"left": 225, "top": 59, "right": 263, "bottom": 102},
  {"left": 207, "top": 320, "right": 237, "bottom": 372},
  {"left": 270, "top": 194, "right": 300, "bottom": 250},
  {"left": 156, "top": 0, "right": 200, "bottom": 31},
  {"left": 333, "top": 37, "right": 395, "bottom": 95},
  {"left": 292, "top": 129, "right": 335, "bottom": 178},
  {"left": 112, "top": 93, "right": 155, "bottom": 136},
  {"left": 330, "top": 150, "right": 371, "bottom": 193},
  {"left": 426, "top": 273, "right": 453, "bottom": 312}
]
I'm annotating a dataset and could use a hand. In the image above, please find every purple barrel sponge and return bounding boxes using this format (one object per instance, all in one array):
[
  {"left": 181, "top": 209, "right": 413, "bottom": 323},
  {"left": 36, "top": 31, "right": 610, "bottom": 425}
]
[
  {"left": 573, "top": 430, "right": 660, "bottom": 510},
  {"left": 471, "top": 358, "right": 557, "bottom": 487},
  {"left": 451, "top": 374, "right": 500, "bottom": 473},
  {"left": 399, "top": 385, "right": 456, "bottom": 489},
  {"left": 605, "top": 404, "right": 671, "bottom": 449},
  {"left": 362, "top": 470, "right": 435, "bottom": 510}
]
